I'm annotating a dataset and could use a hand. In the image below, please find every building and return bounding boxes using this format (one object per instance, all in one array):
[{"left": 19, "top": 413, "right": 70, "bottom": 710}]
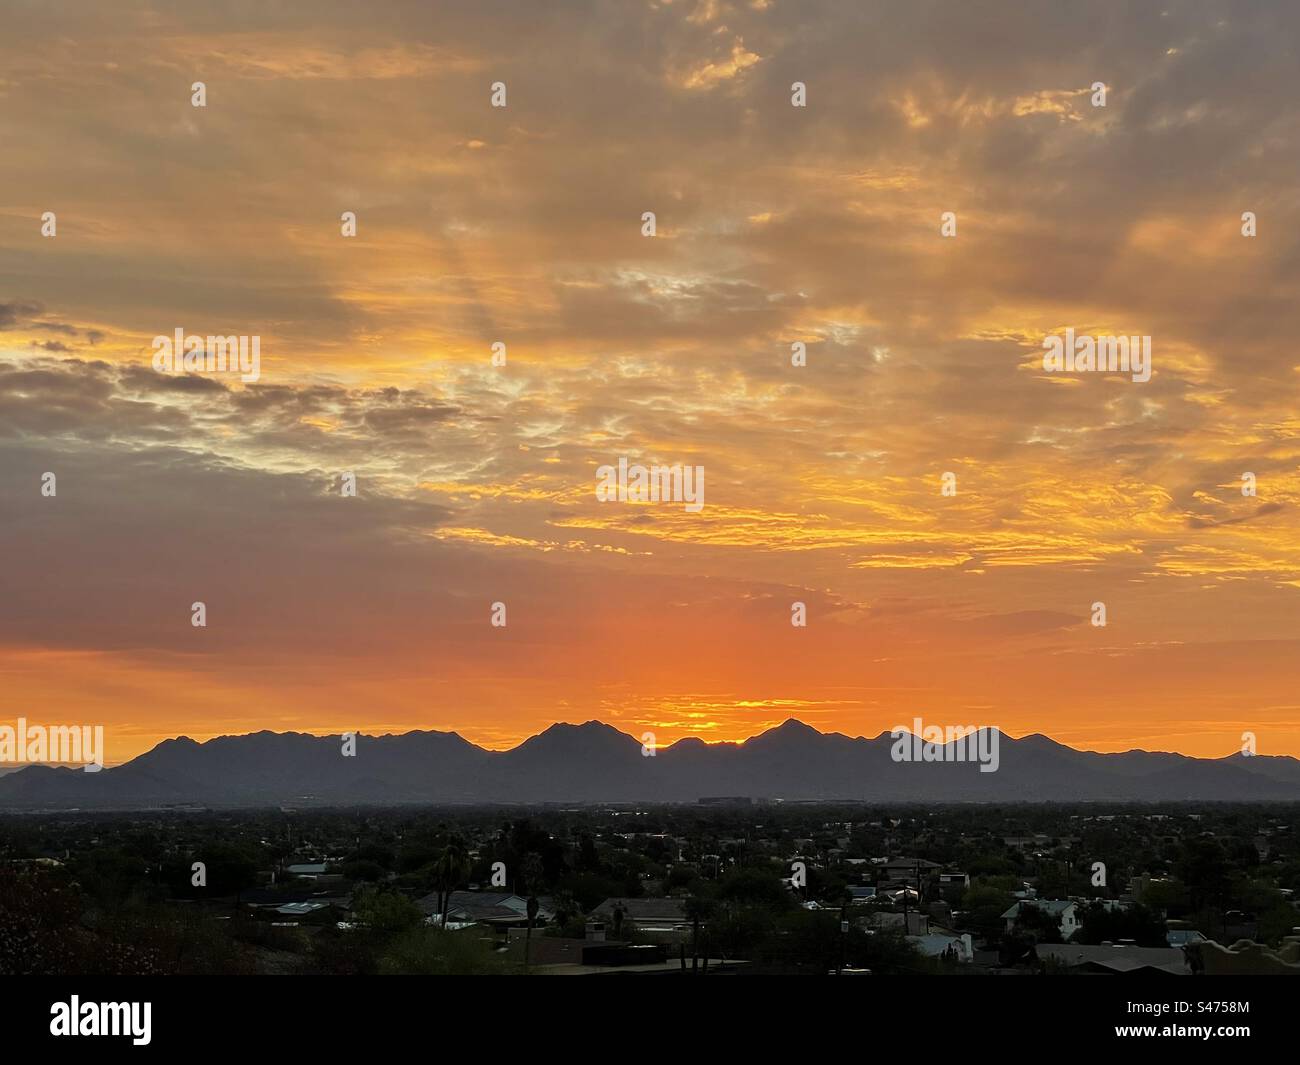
[
  {"left": 880, "top": 858, "right": 943, "bottom": 887},
  {"left": 503, "top": 935, "right": 738, "bottom": 975},
  {"left": 865, "top": 910, "right": 929, "bottom": 935},
  {"left": 1035, "top": 943, "right": 1187, "bottom": 976},
  {"left": 243, "top": 886, "right": 351, "bottom": 912},
  {"left": 417, "top": 890, "right": 554, "bottom": 928},
  {"left": 1193, "top": 937, "right": 1300, "bottom": 975},
  {"left": 1001, "top": 900, "right": 1080, "bottom": 941},
  {"left": 936, "top": 872, "right": 969, "bottom": 899},
  {"left": 588, "top": 897, "right": 689, "bottom": 936}
]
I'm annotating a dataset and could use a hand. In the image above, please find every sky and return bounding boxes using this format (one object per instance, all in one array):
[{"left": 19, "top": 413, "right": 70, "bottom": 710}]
[{"left": 3, "top": 0, "right": 1300, "bottom": 764}]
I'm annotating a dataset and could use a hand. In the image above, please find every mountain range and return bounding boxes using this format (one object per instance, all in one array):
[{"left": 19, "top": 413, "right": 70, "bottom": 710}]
[{"left": 1, "top": 720, "right": 1298, "bottom": 809}]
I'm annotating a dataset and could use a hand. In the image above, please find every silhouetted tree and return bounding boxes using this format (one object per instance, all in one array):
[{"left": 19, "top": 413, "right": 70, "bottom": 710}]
[{"left": 431, "top": 841, "right": 469, "bottom": 928}]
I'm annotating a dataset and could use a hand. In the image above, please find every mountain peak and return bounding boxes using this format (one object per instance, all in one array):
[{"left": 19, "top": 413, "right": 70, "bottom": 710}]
[
  {"left": 538, "top": 720, "right": 627, "bottom": 738},
  {"left": 774, "top": 718, "right": 823, "bottom": 735},
  {"left": 1, "top": 718, "right": 1295, "bottom": 808},
  {"left": 743, "top": 718, "right": 825, "bottom": 748},
  {"left": 153, "top": 735, "right": 199, "bottom": 749},
  {"left": 512, "top": 720, "right": 638, "bottom": 754}
]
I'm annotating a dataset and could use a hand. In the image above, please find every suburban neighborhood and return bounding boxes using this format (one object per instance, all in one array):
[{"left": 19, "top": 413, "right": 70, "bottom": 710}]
[{"left": 3, "top": 801, "right": 1298, "bottom": 976}]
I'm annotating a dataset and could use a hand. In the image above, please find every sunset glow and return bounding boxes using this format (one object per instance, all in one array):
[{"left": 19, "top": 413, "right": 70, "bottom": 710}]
[{"left": 3, "top": 2, "right": 1300, "bottom": 764}]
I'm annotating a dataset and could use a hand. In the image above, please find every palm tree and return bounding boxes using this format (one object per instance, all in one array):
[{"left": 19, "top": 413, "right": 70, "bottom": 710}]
[
  {"left": 550, "top": 888, "right": 580, "bottom": 934},
  {"left": 431, "top": 842, "right": 469, "bottom": 928}
]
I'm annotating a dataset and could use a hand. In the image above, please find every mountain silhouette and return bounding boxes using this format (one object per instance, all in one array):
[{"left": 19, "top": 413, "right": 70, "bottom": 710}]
[{"left": 0, "top": 720, "right": 1295, "bottom": 808}]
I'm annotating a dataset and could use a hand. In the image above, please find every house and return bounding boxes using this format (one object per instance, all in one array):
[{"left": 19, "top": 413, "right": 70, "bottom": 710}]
[
  {"left": 506, "top": 935, "right": 668, "bottom": 970},
  {"left": 242, "top": 887, "right": 351, "bottom": 911},
  {"left": 864, "top": 910, "right": 929, "bottom": 935},
  {"left": 588, "top": 897, "right": 688, "bottom": 935},
  {"left": 274, "top": 901, "right": 333, "bottom": 918},
  {"left": 503, "top": 935, "right": 738, "bottom": 975},
  {"left": 1036, "top": 943, "right": 1187, "bottom": 976},
  {"left": 1194, "top": 936, "right": 1300, "bottom": 975},
  {"left": 1001, "top": 900, "right": 1080, "bottom": 941},
  {"left": 936, "top": 872, "right": 969, "bottom": 899},
  {"left": 881, "top": 858, "right": 942, "bottom": 886},
  {"left": 417, "top": 891, "right": 554, "bottom": 928}
]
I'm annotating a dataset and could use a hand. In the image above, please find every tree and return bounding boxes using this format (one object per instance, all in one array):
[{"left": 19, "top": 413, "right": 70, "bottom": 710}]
[
  {"left": 544, "top": 889, "right": 583, "bottom": 938},
  {"left": 520, "top": 853, "right": 546, "bottom": 896},
  {"left": 1033, "top": 863, "right": 1071, "bottom": 900},
  {"left": 1076, "top": 902, "right": 1167, "bottom": 947},
  {"left": 1141, "top": 877, "right": 1190, "bottom": 916},
  {"left": 351, "top": 886, "right": 423, "bottom": 935},
  {"left": 961, "top": 882, "right": 1015, "bottom": 944},
  {"left": 431, "top": 842, "right": 470, "bottom": 928},
  {"left": 1176, "top": 839, "right": 1231, "bottom": 913},
  {"left": 1013, "top": 902, "right": 1064, "bottom": 944},
  {"left": 716, "top": 867, "right": 796, "bottom": 909}
]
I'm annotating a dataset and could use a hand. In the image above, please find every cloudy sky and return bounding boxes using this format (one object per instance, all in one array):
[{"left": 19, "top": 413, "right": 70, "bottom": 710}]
[{"left": 3, "top": 0, "right": 1300, "bottom": 763}]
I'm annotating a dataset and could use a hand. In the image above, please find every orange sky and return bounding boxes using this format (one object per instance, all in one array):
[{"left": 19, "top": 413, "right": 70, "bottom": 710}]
[{"left": 3, "top": 1, "right": 1300, "bottom": 765}]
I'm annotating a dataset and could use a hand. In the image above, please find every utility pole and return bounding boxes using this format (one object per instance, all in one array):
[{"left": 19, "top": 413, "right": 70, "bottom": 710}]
[
  {"left": 901, "top": 862, "right": 910, "bottom": 929},
  {"left": 838, "top": 904, "right": 848, "bottom": 975}
]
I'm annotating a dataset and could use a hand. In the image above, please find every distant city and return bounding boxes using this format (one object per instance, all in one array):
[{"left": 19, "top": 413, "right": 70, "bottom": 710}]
[{"left": 3, "top": 801, "right": 1297, "bottom": 975}]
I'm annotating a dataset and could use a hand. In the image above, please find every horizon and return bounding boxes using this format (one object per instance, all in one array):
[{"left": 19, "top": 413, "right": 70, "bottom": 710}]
[{"left": 5, "top": 716, "right": 1292, "bottom": 775}]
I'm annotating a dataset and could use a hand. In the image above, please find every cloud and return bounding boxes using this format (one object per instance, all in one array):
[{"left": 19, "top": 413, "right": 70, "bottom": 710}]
[{"left": 3, "top": 2, "right": 1300, "bottom": 757}]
